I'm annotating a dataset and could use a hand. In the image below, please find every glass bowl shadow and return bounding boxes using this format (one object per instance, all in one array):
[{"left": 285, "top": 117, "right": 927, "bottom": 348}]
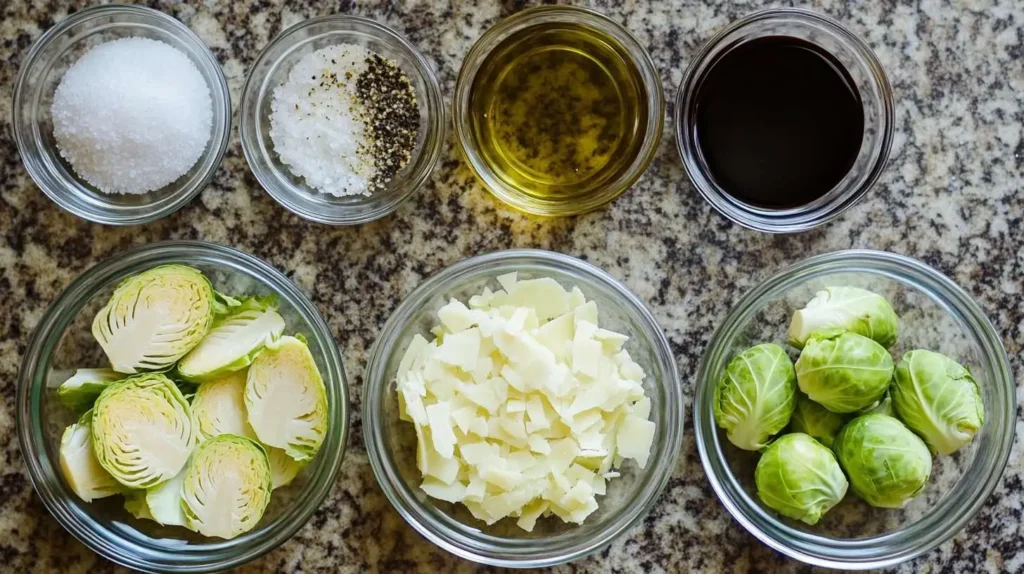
[
  {"left": 694, "top": 250, "right": 1014, "bottom": 569},
  {"left": 16, "top": 241, "right": 349, "bottom": 573},
  {"left": 363, "top": 249, "right": 684, "bottom": 567},
  {"left": 12, "top": 4, "right": 231, "bottom": 225},
  {"left": 240, "top": 15, "right": 445, "bottom": 225}
]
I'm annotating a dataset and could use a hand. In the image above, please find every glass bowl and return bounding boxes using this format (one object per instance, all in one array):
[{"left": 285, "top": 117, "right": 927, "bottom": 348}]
[
  {"left": 16, "top": 241, "right": 349, "bottom": 573},
  {"left": 694, "top": 250, "right": 1014, "bottom": 569},
  {"left": 675, "top": 9, "right": 895, "bottom": 233},
  {"left": 452, "top": 6, "right": 664, "bottom": 216},
  {"left": 363, "top": 249, "right": 684, "bottom": 567},
  {"left": 240, "top": 16, "right": 444, "bottom": 225},
  {"left": 12, "top": 4, "right": 231, "bottom": 226}
]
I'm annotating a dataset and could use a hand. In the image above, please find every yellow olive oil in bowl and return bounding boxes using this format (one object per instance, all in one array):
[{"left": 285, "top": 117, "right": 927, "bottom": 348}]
[{"left": 454, "top": 7, "right": 663, "bottom": 216}]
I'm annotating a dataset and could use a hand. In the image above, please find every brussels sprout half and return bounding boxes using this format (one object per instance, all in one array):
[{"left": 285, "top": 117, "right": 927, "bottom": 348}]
[
  {"left": 191, "top": 370, "right": 258, "bottom": 441},
  {"left": 714, "top": 343, "right": 797, "bottom": 451},
  {"left": 892, "top": 350, "right": 984, "bottom": 455},
  {"left": 755, "top": 433, "right": 848, "bottom": 525},
  {"left": 795, "top": 332, "right": 894, "bottom": 414},
  {"left": 833, "top": 414, "right": 932, "bottom": 508},
  {"left": 58, "top": 368, "right": 122, "bottom": 413},
  {"left": 789, "top": 392, "right": 849, "bottom": 449},
  {"left": 181, "top": 435, "right": 272, "bottom": 539},
  {"left": 177, "top": 296, "right": 286, "bottom": 383},
  {"left": 91, "top": 373, "right": 196, "bottom": 489},
  {"left": 92, "top": 265, "right": 218, "bottom": 374},
  {"left": 59, "top": 413, "right": 122, "bottom": 502},
  {"left": 245, "top": 336, "right": 328, "bottom": 462},
  {"left": 267, "top": 446, "right": 305, "bottom": 489},
  {"left": 788, "top": 286, "right": 899, "bottom": 349}
]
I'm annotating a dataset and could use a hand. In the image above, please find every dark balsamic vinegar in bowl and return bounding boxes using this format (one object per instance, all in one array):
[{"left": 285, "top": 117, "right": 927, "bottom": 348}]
[{"left": 693, "top": 37, "right": 865, "bottom": 209}]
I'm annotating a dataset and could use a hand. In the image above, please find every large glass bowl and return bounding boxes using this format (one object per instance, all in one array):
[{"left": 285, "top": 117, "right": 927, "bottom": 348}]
[
  {"left": 16, "top": 241, "right": 349, "bottom": 573},
  {"left": 12, "top": 5, "right": 232, "bottom": 225},
  {"left": 363, "top": 250, "right": 684, "bottom": 567},
  {"left": 694, "top": 250, "right": 1014, "bottom": 569}
]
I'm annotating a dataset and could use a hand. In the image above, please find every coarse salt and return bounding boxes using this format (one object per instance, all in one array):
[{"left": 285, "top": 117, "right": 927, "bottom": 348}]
[{"left": 51, "top": 37, "right": 213, "bottom": 195}]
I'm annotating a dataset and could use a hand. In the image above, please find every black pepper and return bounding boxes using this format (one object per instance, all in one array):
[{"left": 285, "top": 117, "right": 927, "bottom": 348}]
[{"left": 355, "top": 54, "right": 420, "bottom": 191}]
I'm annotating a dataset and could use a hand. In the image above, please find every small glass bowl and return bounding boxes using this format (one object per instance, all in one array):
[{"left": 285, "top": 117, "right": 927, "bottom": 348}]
[
  {"left": 694, "top": 250, "right": 1014, "bottom": 569},
  {"left": 17, "top": 241, "right": 349, "bottom": 573},
  {"left": 452, "top": 6, "right": 664, "bottom": 216},
  {"left": 12, "top": 4, "right": 231, "bottom": 226},
  {"left": 240, "top": 16, "right": 444, "bottom": 225},
  {"left": 675, "top": 9, "right": 895, "bottom": 233},
  {"left": 363, "top": 249, "right": 684, "bottom": 567}
]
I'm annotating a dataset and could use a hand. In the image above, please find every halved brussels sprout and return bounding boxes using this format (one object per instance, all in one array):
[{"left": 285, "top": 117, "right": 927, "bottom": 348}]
[
  {"left": 58, "top": 368, "right": 122, "bottom": 413},
  {"left": 191, "top": 370, "right": 257, "bottom": 441},
  {"left": 91, "top": 373, "right": 196, "bottom": 489},
  {"left": 59, "top": 414, "right": 122, "bottom": 502},
  {"left": 268, "top": 447, "right": 304, "bottom": 489},
  {"left": 795, "top": 332, "right": 894, "bottom": 413},
  {"left": 833, "top": 414, "right": 932, "bottom": 508},
  {"left": 892, "top": 350, "right": 984, "bottom": 455},
  {"left": 181, "top": 435, "right": 272, "bottom": 539},
  {"left": 788, "top": 286, "right": 899, "bottom": 349},
  {"left": 92, "top": 265, "right": 218, "bottom": 374},
  {"left": 140, "top": 467, "right": 189, "bottom": 527},
  {"left": 789, "top": 392, "right": 848, "bottom": 449},
  {"left": 245, "top": 336, "right": 327, "bottom": 462},
  {"left": 177, "top": 296, "right": 286, "bottom": 382},
  {"left": 714, "top": 343, "right": 797, "bottom": 451},
  {"left": 755, "top": 433, "right": 848, "bottom": 525}
]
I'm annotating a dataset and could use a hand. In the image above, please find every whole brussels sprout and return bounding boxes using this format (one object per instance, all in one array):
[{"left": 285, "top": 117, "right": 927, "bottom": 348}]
[
  {"left": 795, "top": 332, "right": 894, "bottom": 413},
  {"left": 833, "top": 414, "right": 932, "bottom": 508},
  {"left": 788, "top": 286, "right": 899, "bottom": 349},
  {"left": 755, "top": 433, "right": 848, "bottom": 525},
  {"left": 789, "top": 393, "right": 849, "bottom": 448},
  {"left": 714, "top": 343, "right": 797, "bottom": 451},
  {"left": 891, "top": 350, "right": 984, "bottom": 455}
]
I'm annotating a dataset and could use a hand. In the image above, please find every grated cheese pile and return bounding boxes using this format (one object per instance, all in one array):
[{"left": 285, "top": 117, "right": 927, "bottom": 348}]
[{"left": 395, "top": 273, "right": 656, "bottom": 531}]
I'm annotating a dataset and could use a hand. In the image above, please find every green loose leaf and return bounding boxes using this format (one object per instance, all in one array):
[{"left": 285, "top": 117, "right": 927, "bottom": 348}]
[
  {"left": 833, "top": 414, "right": 932, "bottom": 508},
  {"left": 92, "top": 265, "right": 217, "bottom": 374},
  {"left": 714, "top": 343, "right": 797, "bottom": 451},
  {"left": 795, "top": 332, "right": 894, "bottom": 413},
  {"left": 755, "top": 433, "right": 848, "bottom": 525},
  {"left": 91, "top": 373, "right": 196, "bottom": 489},
  {"left": 891, "top": 350, "right": 984, "bottom": 455},
  {"left": 177, "top": 296, "right": 286, "bottom": 382},
  {"left": 181, "top": 435, "right": 272, "bottom": 539},
  {"left": 58, "top": 368, "right": 123, "bottom": 413},
  {"left": 788, "top": 286, "right": 899, "bottom": 349}
]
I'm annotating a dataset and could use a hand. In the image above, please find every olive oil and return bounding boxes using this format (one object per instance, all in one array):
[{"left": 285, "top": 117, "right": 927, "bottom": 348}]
[{"left": 468, "top": 23, "right": 649, "bottom": 200}]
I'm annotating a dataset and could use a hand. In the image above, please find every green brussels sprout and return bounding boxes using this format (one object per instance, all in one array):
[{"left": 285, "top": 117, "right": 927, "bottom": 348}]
[
  {"left": 755, "top": 433, "right": 848, "bottom": 525},
  {"left": 714, "top": 343, "right": 797, "bottom": 451},
  {"left": 181, "top": 434, "right": 272, "bottom": 539},
  {"left": 795, "top": 332, "right": 894, "bottom": 413},
  {"left": 59, "top": 413, "right": 122, "bottom": 502},
  {"left": 863, "top": 392, "right": 893, "bottom": 416},
  {"left": 788, "top": 286, "right": 899, "bottom": 349},
  {"left": 245, "top": 336, "right": 327, "bottom": 462},
  {"left": 92, "top": 265, "right": 218, "bottom": 374},
  {"left": 177, "top": 296, "right": 286, "bottom": 382},
  {"left": 190, "top": 370, "right": 257, "bottom": 441},
  {"left": 789, "top": 393, "right": 849, "bottom": 449},
  {"left": 138, "top": 467, "right": 189, "bottom": 527},
  {"left": 58, "top": 368, "right": 122, "bottom": 413},
  {"left": 833, "top": 414, "right": 932, "bottom": 508},
  {"left": 891, "top": 350, "right": 984, "bottom": 455},
  {"left": 267, "top": 446, "right": 304, "bottom": 489},
  {"left": 91, "top": 373, "right": 196, "bottom": 489}
]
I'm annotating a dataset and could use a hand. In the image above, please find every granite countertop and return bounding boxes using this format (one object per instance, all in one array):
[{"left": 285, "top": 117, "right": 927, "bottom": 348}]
[{"left": 1, "top": 0, "right": 1022, "bottom": 572}]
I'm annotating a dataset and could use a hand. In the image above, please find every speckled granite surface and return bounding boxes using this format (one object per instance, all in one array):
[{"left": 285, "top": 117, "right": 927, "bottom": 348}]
[{"left": 1, "top": 0, "right": 1022, "bottom": 572}]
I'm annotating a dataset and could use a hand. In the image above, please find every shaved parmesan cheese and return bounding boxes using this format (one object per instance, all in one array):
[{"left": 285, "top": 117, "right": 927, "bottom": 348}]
[{"left": 394, "top": 275, "right": 655, "bottom": 531}]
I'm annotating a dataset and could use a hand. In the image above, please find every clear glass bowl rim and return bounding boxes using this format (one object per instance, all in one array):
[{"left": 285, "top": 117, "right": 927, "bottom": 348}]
[
  {"left": 451, "top": 5, "right": 665, "bottom": 216},
  {"left": 693, "top": 249, "right": 1014, "bottom": 569},
  {"left": 16, "top": 240, "right": 350, "bottom": 573},
  {"left": 673, "top": 8, "right": 896, "bottom": 233},
  {"left": 11, "top": 4, "right": 232, "bottom": 226},
  {"left": 362, "top": 249, "right": 684, "bottom": 567},
  {"left": 239, "top": 14, "right": 445, "bottom": 225}
]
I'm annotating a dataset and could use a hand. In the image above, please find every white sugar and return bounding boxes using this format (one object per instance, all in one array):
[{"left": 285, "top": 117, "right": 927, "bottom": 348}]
[
  {"left": 51, "top": 37, "right": 213, "bottom": 195},
  {"left": 269, "top": 44, "right": 374, "bottom": 197}
]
